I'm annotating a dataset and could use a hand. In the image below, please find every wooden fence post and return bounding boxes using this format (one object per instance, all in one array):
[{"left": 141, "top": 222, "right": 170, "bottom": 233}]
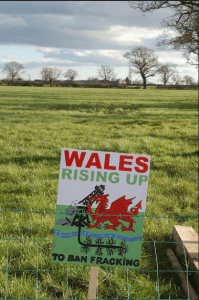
[{"left": 88, "top": 266, "right": 99, "bottom": 300}]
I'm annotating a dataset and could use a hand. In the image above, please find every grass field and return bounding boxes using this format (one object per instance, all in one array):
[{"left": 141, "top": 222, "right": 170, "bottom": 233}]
[{"left": 0, "top": 86, "right": 198, "bottom": 299}]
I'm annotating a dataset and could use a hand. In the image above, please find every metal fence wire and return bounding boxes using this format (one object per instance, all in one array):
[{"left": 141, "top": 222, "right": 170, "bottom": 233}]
[{"left": 0, "top": 209, "right": 198, "bottom": 300}]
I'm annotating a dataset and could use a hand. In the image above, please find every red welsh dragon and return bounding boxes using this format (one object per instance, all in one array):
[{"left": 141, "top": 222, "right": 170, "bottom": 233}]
[{"left": 86, "top": 194, "right": 141, "bottom": 232}]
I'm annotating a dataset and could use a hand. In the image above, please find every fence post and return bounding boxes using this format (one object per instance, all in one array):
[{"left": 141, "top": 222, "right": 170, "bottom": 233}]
[{"left": 88, "top": 266, "right": 99, "bottom": 300}]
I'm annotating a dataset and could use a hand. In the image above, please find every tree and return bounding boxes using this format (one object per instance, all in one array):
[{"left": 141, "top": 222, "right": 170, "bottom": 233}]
[
  {"left": 2, "top": 61, "right": 25, "bottom": 85},
  {"left": 157, "top": 63, "right": 177, "bottom": 85},
  {"left": 40, "top": 67, "right": 61, "bottom": 86},
  {"left": 183, "top": 75, "right": 195, "bottom": 85},
  {"left": 40, "top": 67, "right": 50, "bottom": 82},
  {"left": 128, "top": 1, "right": 199, "bottom": 66},
  {"left": 97, "top": 66, "right": 117, "bottom": 82},
  {"left": 124, "top": 47, "right": 159, "bottom": 89},
  {"left": 172, "top": 74, "right": 183, "bottom": 85},
  {"left": 64, "top": 69, "right": 78, "bottom": 81}
]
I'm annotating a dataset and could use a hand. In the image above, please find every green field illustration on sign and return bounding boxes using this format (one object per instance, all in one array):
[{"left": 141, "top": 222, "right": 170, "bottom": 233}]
[{"left": 52, "top": 185, "right": 145, "bottom": 268}]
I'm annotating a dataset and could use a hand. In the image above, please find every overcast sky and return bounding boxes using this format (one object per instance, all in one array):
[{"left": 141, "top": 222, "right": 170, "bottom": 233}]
[{"left": 0, "top": 1, "right": 197, "bottom": 83}]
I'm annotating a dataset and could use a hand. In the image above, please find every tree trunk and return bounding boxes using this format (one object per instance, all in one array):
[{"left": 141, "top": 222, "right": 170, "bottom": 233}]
[
  {"left": 164, "top": 74, "right": 167, "bottom": 85},
  {"left": 143, "top": 76, "right": 146, "bottom": 89}
]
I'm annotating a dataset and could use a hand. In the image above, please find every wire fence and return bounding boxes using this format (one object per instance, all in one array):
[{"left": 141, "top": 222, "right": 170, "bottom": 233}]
[
  {"left": 0, "top": 210, "right": 198, "bottom": 300},
  {"left": 1, "top": 209, "right": 198, "bottom": 218}
]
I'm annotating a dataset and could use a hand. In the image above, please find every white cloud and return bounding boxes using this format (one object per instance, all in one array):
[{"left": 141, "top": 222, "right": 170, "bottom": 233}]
[
  {"left": 157, "top": 51, "right": 187, "bottom": 65},
  {"left": 74, "top": 50, "right": 93, "bottom": 57},
  {"left": 64, "top": 60, "right": 75, "bottom": 64},
  {"left": 159, "top": 57, "right": 187, "bottom": 65},
  {"left": 29, "top": 46, "right": 64, "bottom": 54},
  {"left": 0, "top": 57, "right": 22, "bottom": 63},
  {"left": 85, "top": 25, "right": 163, "bottom": 46},
  {"left": 109, "top": 25, "right": 162, "bottom": 44},
  {"left": 0, "top": 54, "right": 15, "bottom": 59},
  {"left": 97, "top": 50, "right": 124, "bottom": 61},
  {"left": 0, "top": 14, "right": 28, "bottom": 26},
  {"left": 39, "top": 58, "right": 57, "bottom": 62},
  {"left": 0, "top": 58, "right": 32, "bottom": 64},
  {"left": 0, "top": 56, "right": 75, "bottom": 65},
  {"left": 38, "top": 58, "right": 76, "bottom": 64}
]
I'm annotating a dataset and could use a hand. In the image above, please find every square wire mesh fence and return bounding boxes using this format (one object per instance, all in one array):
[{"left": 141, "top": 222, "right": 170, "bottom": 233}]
[{"left": 0, "top": 210, "right": 198, "bottom": 300}]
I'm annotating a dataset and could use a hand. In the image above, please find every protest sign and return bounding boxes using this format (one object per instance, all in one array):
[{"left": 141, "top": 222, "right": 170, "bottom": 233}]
[{"left": 52, "top": 149, "right": 150, "bottom": 268}]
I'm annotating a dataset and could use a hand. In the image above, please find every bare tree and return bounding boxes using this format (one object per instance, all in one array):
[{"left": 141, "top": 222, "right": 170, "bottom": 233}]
[
  {"left": 97, "top": 65, "right": 117, "bottom": 82},
  {"left": 64, "top": 69, "right": 78, "bottom": 81},
  {"left": 124, "top": 47, "right": 159, "bottom": 89},
  {"left": 183, "top": 75, "right": 195, "bottom": 85},
  {"left": 40, "top": 67, "right": 50, "bottom": 82},
  {"left": 157, "top": 63, "right": 177, "bottom": 85},
  {"left": 3, "top": 61, "right": 25, "bottom": 85},
  {"left": 128, "top": 1, "right": 199, "bottom": 66},
  {"left": 40, "top": 67, "right": 61, "bottom": 86},
  {"left": 172, "top": 74, "right": 183, "bottom": 85}
]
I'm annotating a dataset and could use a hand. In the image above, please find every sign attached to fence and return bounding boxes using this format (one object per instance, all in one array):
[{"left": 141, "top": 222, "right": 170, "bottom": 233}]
[{"left": 51, "top": 149, "right": 151, "bottom": 268}]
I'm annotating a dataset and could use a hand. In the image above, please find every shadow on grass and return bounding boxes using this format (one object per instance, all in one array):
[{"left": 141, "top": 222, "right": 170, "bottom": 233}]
[
  {"left": 48, "top": 100, "right": 198, "bottom": 111},
  {"left": 164, "top": 150, "right": 198, "bottom": 157},
  {"left": 0, "top": 155, "right": 60, "bottom": 165},
  {"left": 1, "top": 98, "right": 198, "bottom": 111},
  {"left": 68, "top": 113, "right": 192, "bottom": 129}
]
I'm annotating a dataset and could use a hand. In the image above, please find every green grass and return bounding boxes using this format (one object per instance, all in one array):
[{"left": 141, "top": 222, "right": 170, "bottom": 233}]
[{"left": 0, "top": 86, "right": 198, "bottom": 299}]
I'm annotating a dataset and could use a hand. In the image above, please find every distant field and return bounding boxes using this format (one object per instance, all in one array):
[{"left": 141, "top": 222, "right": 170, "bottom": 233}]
[{"left": 0, "top": 86, "right": 198, "bottom": 299}]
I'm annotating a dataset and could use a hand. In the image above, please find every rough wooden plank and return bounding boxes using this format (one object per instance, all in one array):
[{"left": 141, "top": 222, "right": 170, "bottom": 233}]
[
  {"left": 172, "top": 225, "right": 198, "bottom": 271},
  {"left": 166, "top": 249, "right": 198, "bottom": 300},
  {"left": 88, "top": 266, "right": 98, "bottom": 300}
]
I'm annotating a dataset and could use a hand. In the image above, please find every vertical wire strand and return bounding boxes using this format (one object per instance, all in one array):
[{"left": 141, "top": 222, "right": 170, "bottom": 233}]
[
  {"left": 182, "top": 242, "right": 190, "bottom": 300},
  {"left": 5, "top": 240, "right": 9, "bottom": 300},
  {"left": 96, "top": 267, "right": 98, "bottom": 300},
  {"left": 36, "top": 240, "right": 38, "bottom": 300},
  {"left": 66, "top": 263, "right": 68, "bottom": 297},
  {"left": 96, "top": 266, "right": 100, "bottom": 300},
  {"left": 97, "top": 277, "right": 98, "bottom": 300},
  {"left": 154, "top": 241, "right": 160, "bottom": 299},
  {"left": 127, "top": 268, "right": 129, "bottom": 299}
]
